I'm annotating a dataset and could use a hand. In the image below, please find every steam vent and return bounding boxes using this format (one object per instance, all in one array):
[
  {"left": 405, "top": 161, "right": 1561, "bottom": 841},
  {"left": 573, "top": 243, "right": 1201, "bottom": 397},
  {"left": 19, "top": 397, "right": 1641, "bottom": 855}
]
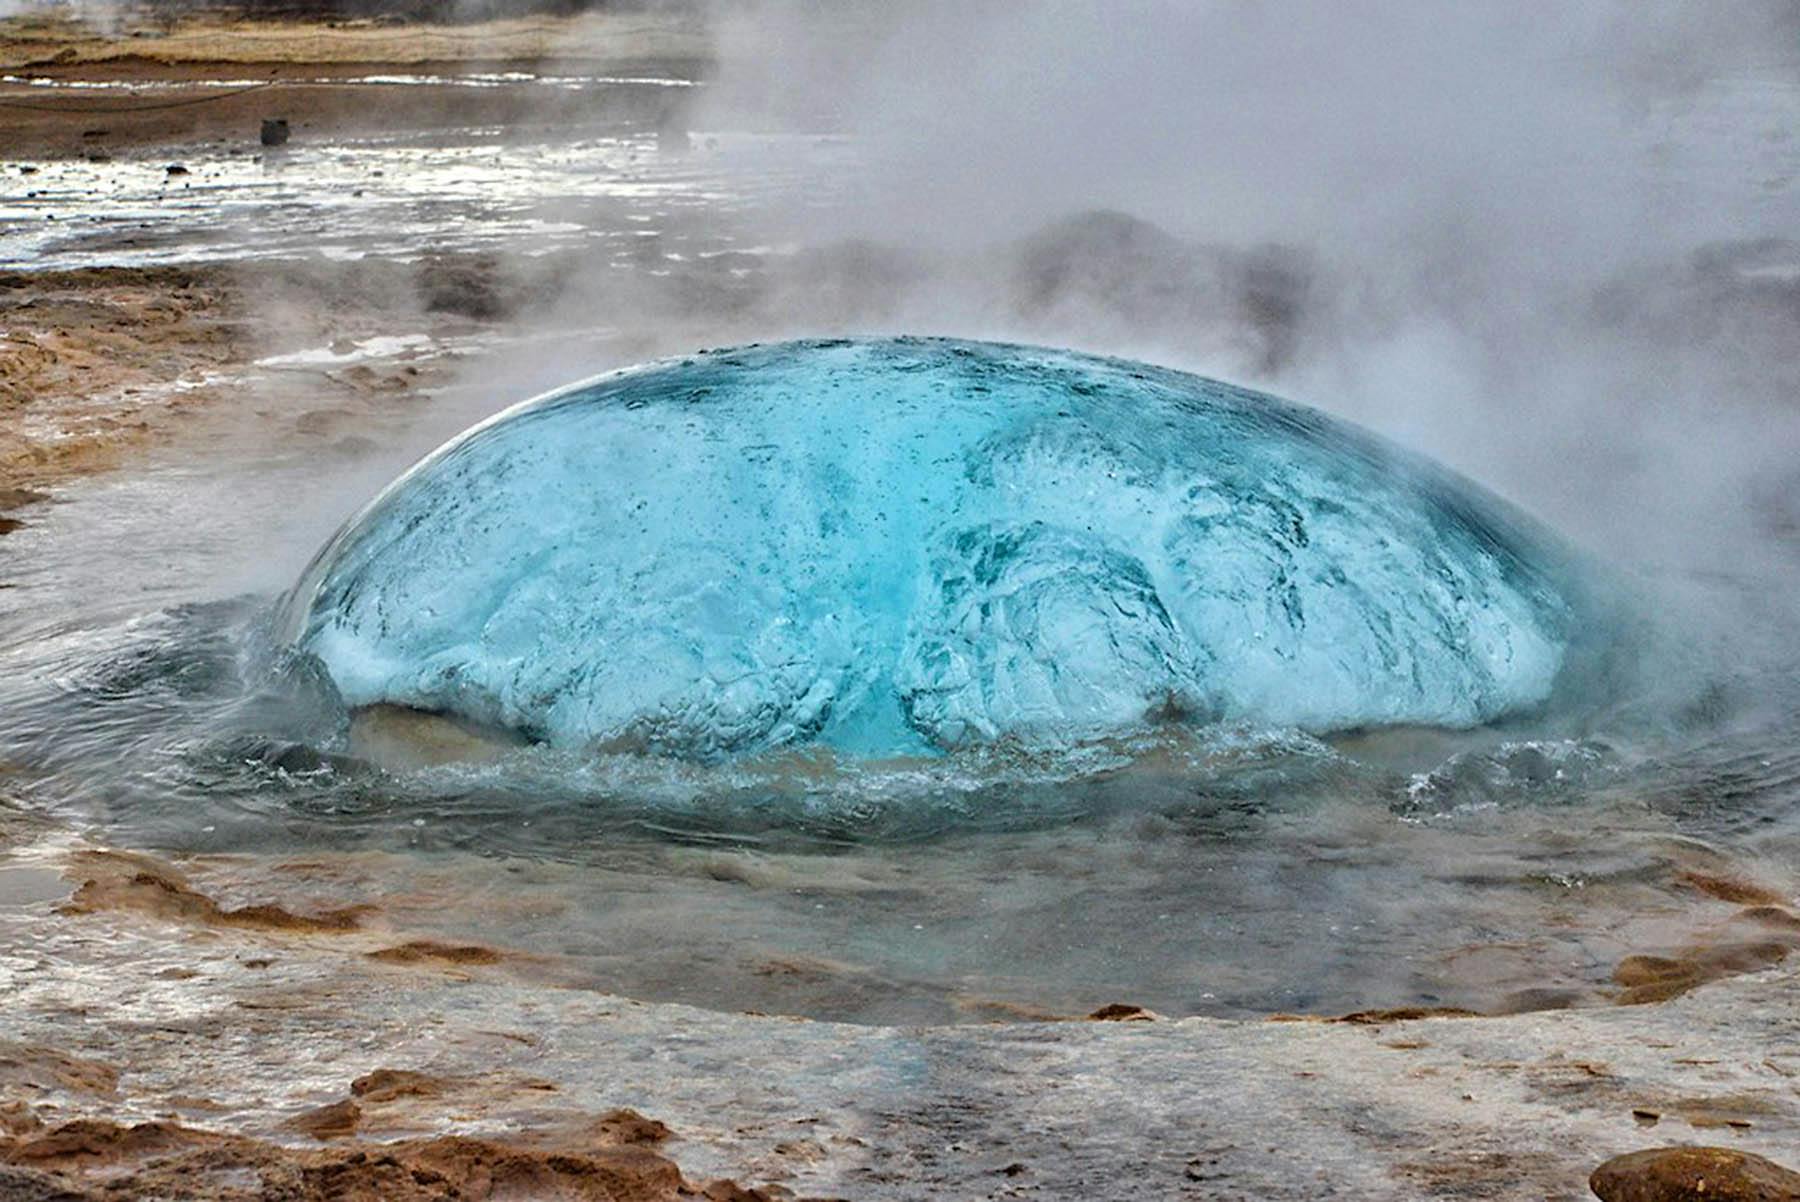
[{"left": 280, "top": 337, "right": 1587, "bottom": 758}]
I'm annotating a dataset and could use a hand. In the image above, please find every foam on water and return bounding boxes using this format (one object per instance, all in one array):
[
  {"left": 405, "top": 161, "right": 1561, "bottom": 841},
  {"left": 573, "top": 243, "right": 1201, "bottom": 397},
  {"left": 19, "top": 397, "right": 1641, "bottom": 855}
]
[{"left": 279, "top": 338, "right": 1592, "bottom": 760}]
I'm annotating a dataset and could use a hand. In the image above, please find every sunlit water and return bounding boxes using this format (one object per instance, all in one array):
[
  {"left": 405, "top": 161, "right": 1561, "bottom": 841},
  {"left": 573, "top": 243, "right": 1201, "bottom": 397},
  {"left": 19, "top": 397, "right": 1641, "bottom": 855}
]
[{"left": 3, "top": 74, "right": 1800, "bottom": 1025}]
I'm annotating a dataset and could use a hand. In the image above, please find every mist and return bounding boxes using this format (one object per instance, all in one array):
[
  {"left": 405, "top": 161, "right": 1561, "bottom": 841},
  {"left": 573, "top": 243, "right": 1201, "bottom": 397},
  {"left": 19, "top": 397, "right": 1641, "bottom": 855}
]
[
  {"left": 600, "top": 0, "right": 1800, "bottom": 576},
  {"left": 98, "top": 0, "right": 1792, "bottom": 593}
]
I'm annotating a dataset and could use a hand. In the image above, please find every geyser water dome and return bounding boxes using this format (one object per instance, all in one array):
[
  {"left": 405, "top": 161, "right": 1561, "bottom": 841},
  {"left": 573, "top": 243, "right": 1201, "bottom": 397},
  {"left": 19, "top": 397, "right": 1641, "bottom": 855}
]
[{"left": 280, "top": 338, "right": 1592, "bottom": 760}]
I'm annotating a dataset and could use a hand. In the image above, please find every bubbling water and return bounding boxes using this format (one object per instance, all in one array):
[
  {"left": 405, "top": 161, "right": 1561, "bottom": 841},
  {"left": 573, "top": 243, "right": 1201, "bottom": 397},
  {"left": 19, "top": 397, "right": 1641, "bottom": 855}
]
[
  {"left": 0, "top": 356, "right": 1791, "bottom": 1024},
  {"left": 278, "top": 338, "right": 1609, "bottom": 765}
]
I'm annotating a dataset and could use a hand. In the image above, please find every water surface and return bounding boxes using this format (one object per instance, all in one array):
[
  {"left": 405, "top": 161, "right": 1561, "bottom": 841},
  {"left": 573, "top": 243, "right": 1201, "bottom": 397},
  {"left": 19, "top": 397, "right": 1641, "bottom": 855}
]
[{"left": 4, "top": 73, "right": 1800, "bottom": 1026}]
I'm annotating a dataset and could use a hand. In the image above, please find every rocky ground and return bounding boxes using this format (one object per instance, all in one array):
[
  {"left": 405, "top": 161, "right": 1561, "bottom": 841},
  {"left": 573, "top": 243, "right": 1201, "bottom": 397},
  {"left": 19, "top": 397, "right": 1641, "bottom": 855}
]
[
  {"left": 0, "top": 255, "right": 547, "bottom": 498},
  {"left": 0, "top": 839, "right": 1797, "bottom": 1200},
  {"left": 0, "top": 4, "right": 709, "bottom": 499}
]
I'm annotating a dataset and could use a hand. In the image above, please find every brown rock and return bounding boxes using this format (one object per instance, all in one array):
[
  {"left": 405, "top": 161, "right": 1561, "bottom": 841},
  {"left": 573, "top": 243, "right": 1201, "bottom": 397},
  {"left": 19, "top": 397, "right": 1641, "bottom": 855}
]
[
  {"left": 1676, "top": 870, "right": 1789, "bottom": 906},
  {"left": 348, "top": 1069, "right": 447, "bottom": 1104},
  {"left": 1733, "top": 904, "right": 1800, "bottom": 933},
  {"left": 0, "top": 1043, "right": 119, "bottom": 1097},
  {"left": 1695, "top": 940, "right": 1791, "bottom": 975},
  {"left": 349, "top": 703, "right": 524, "bottom": 768},
  {"left": 337, "top": 1066, "right": 562, "bottom": 1126},
  {"left": 3, "top": 1118, "right": 216, "bottom": 1165},
  {"left": 0, "top": 1113, "right": 748, "bottom": 1201},
  {"left": 588, "top": 1108, "right": 673, "bottom": 1146},
  {"left": 1334, "top": 1006, "right": 1482, "bottom": 1024},
  {"left": 1613, "top": 941, "right": 1791, "bottom": 1005},
  {"left": 1614, "top": 956, "right": 1691, "bottom": 988},
  {"left": 287, "top": 1099, "right": 361, "bottom": 1141},
  {"left": 0, "top": 488, "right": 48, "bottom": 511},
  {"left": 701, "top": 1181, "right": 781, "bottom": 1202},
  {"left": 58, "top": 854, "right": 369, "bottom": 935},
  {"left": 366, "top": 939, "right": 504, "bottom": 966},
  {"left": 1087, "top": 1003, "right": 1159, "bottom": 1021},
  {"left": 0, "top": 1102, "right": 41, "bottom": 1138},
  {"left": 952, "top": 995, "right": 1064, "bottom": 1022},
  {"left": 0, "top": 265, "right": 254, "bottom": 493},
  {"left": 1590, "top": 1146, "right": 1800, "bottom": 1201},
  {"left": 0, "top": 1162, "right": 93, "bottom": 1200},
  {"left": 1490, "top": 987, "right": 1582, "bottom": 1015},
  {"left": 1613, "top": 955, "right": 1700, "bottom": 1004}
]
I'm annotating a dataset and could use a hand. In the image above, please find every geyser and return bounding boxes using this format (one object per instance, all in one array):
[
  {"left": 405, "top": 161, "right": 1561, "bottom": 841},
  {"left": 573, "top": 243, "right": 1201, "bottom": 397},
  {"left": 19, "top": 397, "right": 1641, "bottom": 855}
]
[{"left": 280, "top": 338, "right": 1589, "bottom": 759}]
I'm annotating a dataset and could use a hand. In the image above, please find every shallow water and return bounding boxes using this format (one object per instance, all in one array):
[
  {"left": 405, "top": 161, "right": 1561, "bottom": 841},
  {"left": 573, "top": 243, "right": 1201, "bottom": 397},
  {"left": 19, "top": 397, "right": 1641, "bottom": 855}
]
[
  {"left": 5, "top": 398, "right": 1800, "bottom": 1024},
  {"left": 5, "top": 75, "right": 1800, "bottom": 1026},
  {"left": 0, "top": 103, "right": 851, "bottom": 270}
]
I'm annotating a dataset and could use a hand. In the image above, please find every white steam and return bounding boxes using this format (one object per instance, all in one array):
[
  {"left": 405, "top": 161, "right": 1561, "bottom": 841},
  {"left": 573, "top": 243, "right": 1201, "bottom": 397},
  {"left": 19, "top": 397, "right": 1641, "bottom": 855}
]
[{"left": 676, "top": 0, "right": 1800, "bottom": 573}]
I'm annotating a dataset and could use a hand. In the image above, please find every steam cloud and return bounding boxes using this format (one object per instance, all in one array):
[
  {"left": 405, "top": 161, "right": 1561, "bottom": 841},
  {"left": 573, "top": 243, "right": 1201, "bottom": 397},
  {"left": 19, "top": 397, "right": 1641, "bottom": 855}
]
[
  {"left": 142, "top": 0, "right": 1794, "bottom": 593},
  {"left": 664, "top": 0, "right": 1800, "bottom": 575}
]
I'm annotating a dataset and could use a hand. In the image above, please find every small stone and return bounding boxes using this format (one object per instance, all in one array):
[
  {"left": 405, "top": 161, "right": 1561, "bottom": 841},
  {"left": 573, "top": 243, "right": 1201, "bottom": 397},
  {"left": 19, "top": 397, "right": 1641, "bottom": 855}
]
[
  {"left": 1733, "top": 905, "right": 1800, "bottom": 933},
  {"left": 286, "top": 1099, "right": 360, "bottom": 1140},
  {"left": 0, "top": 488, "right": 49, "bottom": 512},
  {"left": 1590, "top": 1146, "right": 1800, "bottom": 1201},
  {"left": 1087, "top": 1003, "right": 1158, "bottom": 1021},
  {"left": 350, "top": 1068, "right": 447, "bottom": 1103}
]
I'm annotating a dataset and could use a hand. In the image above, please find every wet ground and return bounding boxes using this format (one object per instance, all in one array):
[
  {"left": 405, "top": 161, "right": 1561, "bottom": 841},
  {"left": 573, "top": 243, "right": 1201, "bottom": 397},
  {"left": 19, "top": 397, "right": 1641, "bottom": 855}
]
[
  {"left": 1, "top": 119, "right": 843, "bottom": 271},
  {"left": 3, "top": 33, "right": 1800, "bottom": 1022},
  {"left": 2, "top": 153, "right": 1799, "bottom": 1031},
  {"left": 2, "top": 833, "right": 1798, "bottom": 1200},
  {"left": 3, "top": 16, "right": 1800, "bottom": 1197}
]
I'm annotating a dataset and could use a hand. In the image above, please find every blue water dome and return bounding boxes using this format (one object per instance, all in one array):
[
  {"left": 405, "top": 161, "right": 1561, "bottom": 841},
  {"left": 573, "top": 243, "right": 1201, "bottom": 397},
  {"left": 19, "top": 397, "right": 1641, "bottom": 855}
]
[{"left": 278, "top": 338, "right": 1589, "bottom": 760}]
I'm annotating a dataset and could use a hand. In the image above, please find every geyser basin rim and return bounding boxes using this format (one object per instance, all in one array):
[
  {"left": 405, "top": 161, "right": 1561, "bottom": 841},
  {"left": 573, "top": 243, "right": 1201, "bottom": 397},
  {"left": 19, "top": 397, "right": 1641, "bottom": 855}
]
[{"left": 278, "top": 336, "right": 1594, "bottom": 761}]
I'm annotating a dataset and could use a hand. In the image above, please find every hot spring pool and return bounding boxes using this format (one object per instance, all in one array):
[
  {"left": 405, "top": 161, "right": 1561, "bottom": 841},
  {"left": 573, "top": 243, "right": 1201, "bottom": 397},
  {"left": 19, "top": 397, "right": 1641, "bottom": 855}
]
[{"left": 2, "top": 338, "right": 1798, "bottom": 1024}]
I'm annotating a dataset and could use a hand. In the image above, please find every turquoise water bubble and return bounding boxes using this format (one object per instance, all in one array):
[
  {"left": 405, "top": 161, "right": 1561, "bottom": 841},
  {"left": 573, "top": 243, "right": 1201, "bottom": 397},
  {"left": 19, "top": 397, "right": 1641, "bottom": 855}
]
[{"left": 279, "top": 338, "right": 1589, "bottom": 759}]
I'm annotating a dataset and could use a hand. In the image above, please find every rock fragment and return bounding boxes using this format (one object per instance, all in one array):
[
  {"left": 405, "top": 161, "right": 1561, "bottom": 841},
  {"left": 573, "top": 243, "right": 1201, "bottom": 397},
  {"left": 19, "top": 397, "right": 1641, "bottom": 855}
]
[
  {"left": 366, "top": 939, "right": 505, "bottom": 966},
  {"left": 1087, "top": 1003, "right": 1159, "bottom": 1021},
  {"left": 1590, "top": 1146, "right": 1800, "bottom": 1201}
]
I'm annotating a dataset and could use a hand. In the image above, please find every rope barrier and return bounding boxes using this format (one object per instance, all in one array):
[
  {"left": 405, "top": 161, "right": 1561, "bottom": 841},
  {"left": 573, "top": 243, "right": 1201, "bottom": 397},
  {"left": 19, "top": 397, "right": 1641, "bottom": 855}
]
[{"left": 0, "top": 80, "right": 276, "bottom": 113}]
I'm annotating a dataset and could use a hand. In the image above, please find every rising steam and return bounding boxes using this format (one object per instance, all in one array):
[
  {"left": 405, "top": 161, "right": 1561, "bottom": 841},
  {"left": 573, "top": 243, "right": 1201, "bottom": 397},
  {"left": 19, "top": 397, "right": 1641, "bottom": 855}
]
[{"left": 661, "top": 1, "right": 1800, "bottom": 575}]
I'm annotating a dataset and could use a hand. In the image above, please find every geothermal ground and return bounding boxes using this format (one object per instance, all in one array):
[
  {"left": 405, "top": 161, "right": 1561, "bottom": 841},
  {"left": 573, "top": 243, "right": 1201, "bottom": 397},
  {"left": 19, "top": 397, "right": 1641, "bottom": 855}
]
[{"left": 4, "top": 7, "right": 1800, "bottom": 1201}]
